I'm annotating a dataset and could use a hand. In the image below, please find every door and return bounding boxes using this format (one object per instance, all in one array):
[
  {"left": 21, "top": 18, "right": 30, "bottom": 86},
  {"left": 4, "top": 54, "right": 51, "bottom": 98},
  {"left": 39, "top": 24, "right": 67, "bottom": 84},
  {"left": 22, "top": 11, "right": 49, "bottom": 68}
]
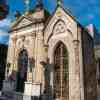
[{"left": 16, "top": 49, "right": 28, "bottom": 92}]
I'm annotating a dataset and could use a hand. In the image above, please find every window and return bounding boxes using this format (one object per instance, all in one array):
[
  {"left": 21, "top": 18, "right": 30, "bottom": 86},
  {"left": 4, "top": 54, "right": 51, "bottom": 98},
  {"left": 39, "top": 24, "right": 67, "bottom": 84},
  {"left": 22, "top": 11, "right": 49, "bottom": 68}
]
[{"left": 54, "top": 42, "right": 69, "bottom": 100}]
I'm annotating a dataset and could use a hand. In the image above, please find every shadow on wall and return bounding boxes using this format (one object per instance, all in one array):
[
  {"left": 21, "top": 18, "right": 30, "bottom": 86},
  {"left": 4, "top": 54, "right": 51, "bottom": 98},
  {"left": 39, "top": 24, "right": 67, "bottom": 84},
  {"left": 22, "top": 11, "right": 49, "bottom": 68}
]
[
  {"left": 0, "top": 44, "right": 8, "bottom": 90},
  {"left": 40, "top": 58, "right": 53, "bottom": 100}
]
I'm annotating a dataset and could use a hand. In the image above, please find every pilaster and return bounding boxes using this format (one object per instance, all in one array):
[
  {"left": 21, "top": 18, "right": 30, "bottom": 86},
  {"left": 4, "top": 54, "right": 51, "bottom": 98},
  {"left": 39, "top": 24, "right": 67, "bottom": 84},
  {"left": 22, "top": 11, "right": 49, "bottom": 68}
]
[
  {"left": 33, "top": 30, "right": 45, "bottom": 93},
  {"left": 71, "top": 39, "right": 81, "bottom": 100},
  {"left": 26, "top": 34, "right": 36, "bottom": 82},
  {"left": 5, "top": 37, "right": 17, "bottom": 80}
]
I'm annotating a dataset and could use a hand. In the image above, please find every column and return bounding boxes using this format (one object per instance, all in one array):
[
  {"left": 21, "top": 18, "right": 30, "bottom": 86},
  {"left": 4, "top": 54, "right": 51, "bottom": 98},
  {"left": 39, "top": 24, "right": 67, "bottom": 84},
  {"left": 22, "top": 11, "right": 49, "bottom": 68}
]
[
  {"left": 24, "top": 34, "right": 35, "bottom": 98},
  {"left": 27, "top": 34, "right": 36, "bottom": 82},
  {"left": 34, "top": 29, "right": 45, "bottom": 94},
  {"left": 96, "top": 58, "right": 100, "bottom": 100},
  {"left": 12, "top": 37, "right": 17, "bottom": 71},
  {"left": 7, "top": 37, "right": 17, "bottom": 79},
  {"left": 72, "top": 39, "right": 81, "bottom": 100},
  {"left": 3, "top": 37, "right": 17, "bottom": 91}
]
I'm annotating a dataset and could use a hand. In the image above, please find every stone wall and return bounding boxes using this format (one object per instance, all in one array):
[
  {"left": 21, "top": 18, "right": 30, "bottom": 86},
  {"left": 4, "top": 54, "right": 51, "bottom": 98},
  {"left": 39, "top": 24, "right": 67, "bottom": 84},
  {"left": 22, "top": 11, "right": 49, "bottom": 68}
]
[
  {"left": 95, "top": 44, "right": 100, "bottom": 100},
  {"left": 81, "top": 29, "right": 97, "bottom": 100}
]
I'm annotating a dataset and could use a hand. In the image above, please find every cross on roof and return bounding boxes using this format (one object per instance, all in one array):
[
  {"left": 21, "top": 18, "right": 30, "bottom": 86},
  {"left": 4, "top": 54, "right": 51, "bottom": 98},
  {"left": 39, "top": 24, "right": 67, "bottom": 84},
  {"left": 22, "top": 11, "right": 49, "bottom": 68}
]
[
  {"left": 57, "top": 0, "right": 63, "bottom": 6},
  {"left": 37, "top": 0, "right": 43, "bottom": 7},
  {"left": 24, "top": 0, "right": 30, "bottom": 12}
]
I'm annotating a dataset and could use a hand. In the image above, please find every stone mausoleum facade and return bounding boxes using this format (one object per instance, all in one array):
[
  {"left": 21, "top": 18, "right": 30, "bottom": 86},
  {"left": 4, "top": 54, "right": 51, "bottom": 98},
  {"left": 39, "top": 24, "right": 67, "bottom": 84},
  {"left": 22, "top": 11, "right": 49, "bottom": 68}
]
[{"left": 2, "top": 1, "right": 97, "bottom": 100}]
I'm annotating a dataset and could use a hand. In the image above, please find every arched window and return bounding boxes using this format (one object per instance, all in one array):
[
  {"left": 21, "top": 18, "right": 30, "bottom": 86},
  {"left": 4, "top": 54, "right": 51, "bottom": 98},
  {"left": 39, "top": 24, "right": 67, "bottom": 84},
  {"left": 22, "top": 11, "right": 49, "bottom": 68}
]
[
  {"left": 16, "top": 49, "right": 28, "bottom": 92},
  {"left": 54, "top": 42, "right": 69, "bottom": 100}
]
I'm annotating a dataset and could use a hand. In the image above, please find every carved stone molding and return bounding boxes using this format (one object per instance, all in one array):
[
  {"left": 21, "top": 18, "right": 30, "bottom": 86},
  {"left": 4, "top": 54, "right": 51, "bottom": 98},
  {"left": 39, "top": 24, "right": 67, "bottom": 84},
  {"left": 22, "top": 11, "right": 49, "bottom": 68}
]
[
  {"left": 53, "top": 20, "right": 66, "bottom": 34},
  {"left": 73, "top": 40, "right": 80, "bottom": 48},
  {"left": 73, "top": 40, "right": 80, "bottom": 74},
  {"left": 11, "top": 37, "right": 17, "bottom": 44},
  {"left": 44, "top": 44, "right": 48, "bottom": 50}
]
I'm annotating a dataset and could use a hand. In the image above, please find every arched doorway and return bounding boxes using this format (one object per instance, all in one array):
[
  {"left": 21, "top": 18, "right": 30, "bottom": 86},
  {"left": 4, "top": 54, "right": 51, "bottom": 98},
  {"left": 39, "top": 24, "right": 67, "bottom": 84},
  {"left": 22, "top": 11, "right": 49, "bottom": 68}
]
[
  {"left": 53, "top": 42, "right": 69, "bottom": 100},
  {"left": 16, "top": 49, "right": 28, "bottom": 92}
]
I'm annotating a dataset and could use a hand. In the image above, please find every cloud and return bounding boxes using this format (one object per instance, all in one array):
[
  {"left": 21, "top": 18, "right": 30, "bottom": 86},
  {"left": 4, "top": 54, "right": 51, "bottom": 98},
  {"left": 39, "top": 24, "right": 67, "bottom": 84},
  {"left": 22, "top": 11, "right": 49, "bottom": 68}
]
[
  {"left": 0, "top": 18, "right": 11, "bottom": 44},
  {"left": 0, "top": 30, "right": 9, "bottom": 36},
  {"left": 87, "top": 14, "right": 94, "bottom": 20},
  {"left": 0, "top": 18, "right": 11, "bottom": 31},
  {"left": 0, "top": 34, "right": 9, "bottom": 45},
  {"left": 0, "top": 30, "right": 9, "bottom": 45}
]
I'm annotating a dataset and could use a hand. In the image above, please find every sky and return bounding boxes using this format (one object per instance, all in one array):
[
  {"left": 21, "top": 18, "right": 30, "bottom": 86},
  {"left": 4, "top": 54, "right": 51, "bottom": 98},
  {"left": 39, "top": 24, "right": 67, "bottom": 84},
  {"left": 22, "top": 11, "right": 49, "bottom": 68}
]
[{"left": 0, "top": 0, "right": 100, "bottom": 44}]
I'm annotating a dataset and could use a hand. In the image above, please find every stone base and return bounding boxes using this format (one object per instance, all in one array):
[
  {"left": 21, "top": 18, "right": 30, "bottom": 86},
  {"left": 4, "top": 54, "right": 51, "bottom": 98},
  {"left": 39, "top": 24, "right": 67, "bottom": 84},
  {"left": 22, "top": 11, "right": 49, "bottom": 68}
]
[
  {"left": 24, "top": 82, "right": 41, "bottom": 97},
  {"left": 32, "top": 82, "right": 41, "bottom": 96},
  {"left": 24, "top": 82, "right": 32, "bottom": 96},
  {"left": 23, "top": 95, "right": 32, "bottom": 100},
  {"left": 2, "top": 80, "right": 16, "bottom": 91}
]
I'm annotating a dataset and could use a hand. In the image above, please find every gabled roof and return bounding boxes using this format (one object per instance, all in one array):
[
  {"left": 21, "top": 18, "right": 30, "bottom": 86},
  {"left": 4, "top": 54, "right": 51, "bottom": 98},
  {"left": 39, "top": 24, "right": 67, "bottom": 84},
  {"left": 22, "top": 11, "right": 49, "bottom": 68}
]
[
  {"left": 10, "top": 4, "right": 86, "bottom": 34},
  {"left": 45, "top": 4, "right": 81, "bottom": 28},
  {"left": 10, "top": 7, "right": 50, "bottom": 32},
  {"left": 11, "top": 15, "right": 33, "bottom": 29},
  {"left": 86, "top": 24, "right": 100, "bottom": 45}
]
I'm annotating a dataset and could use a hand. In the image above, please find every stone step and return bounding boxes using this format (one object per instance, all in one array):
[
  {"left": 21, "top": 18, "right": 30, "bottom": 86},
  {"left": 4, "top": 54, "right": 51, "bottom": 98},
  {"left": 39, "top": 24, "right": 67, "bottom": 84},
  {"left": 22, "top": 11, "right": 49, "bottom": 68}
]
[
  {"left": 2, "top": 91, "right": 14, "bottom": 100},
  {"left": 2, "top": 91, "right": 23, "bottom": 100},
  {"left": 0, "top": 96, "right": 6, "bottom": 100},
  {"left": 1, "top": 91, "right": 41, "bottom": 100}
]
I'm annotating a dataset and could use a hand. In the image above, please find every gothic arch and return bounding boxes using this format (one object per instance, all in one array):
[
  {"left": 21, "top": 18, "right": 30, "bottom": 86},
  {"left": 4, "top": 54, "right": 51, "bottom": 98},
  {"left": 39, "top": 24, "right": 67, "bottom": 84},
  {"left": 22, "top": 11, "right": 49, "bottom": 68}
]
[
  {"left": 53, "top": 20, "right": 66, "bottom": 33},
  {"left": 53, "top": 41, "right": 69, "bottom": 100},
  {"left": 47, "top": 19, "right": 66, "bottom": 43},
  {"left": 53, "top": 41, "right": 68, "bottom": 56}
]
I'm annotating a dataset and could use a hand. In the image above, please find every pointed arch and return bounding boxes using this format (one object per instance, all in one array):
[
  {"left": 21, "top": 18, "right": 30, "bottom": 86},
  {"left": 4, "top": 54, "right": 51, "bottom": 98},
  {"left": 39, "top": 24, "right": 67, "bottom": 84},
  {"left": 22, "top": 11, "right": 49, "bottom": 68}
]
[
  {"left": 47, "top": 19, "right": 66, "bottom": 43},
  {"left": 53, "top": 41, "right": 69, "bottom": 100}
]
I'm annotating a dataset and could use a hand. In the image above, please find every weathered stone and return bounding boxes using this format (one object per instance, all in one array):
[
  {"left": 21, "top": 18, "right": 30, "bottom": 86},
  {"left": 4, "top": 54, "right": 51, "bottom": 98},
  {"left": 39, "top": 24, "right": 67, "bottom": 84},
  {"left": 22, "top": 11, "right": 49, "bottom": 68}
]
[{"left": 3, "top": 3, "right": 97, "bottom": 100}]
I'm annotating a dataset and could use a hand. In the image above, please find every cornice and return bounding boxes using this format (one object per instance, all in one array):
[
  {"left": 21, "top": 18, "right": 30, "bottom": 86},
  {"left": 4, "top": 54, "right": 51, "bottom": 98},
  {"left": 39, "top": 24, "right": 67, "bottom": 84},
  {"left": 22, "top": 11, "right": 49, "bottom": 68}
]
[{"left": 9, "top": 19, "right": 45, "bottom": 33}]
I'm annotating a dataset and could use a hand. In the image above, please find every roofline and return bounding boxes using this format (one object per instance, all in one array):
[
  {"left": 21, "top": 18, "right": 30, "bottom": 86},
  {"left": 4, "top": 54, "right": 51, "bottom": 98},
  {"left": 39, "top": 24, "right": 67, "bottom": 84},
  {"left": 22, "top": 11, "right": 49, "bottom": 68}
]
[
  {"left": 44, "top": 4, "right": 84, "bottom": 31},
  {"left": 9, "top": 19, "right": 45, "bottom": 33},
  {"left": 10, "top": 4, "right": 91, "bottom": 38}
]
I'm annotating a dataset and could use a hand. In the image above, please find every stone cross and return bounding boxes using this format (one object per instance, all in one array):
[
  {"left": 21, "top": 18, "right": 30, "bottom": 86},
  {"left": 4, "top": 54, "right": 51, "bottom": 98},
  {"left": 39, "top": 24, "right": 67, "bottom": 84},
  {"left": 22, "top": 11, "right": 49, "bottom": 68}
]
[
  {"left": 24, "top": 0, "right": 30, "bottom": 12},
  {"left": 37, "top": 0, "right": 43, "bottom": 6},
  {"left": 57, "top": 0, "right": 63, "bottom": 6}
]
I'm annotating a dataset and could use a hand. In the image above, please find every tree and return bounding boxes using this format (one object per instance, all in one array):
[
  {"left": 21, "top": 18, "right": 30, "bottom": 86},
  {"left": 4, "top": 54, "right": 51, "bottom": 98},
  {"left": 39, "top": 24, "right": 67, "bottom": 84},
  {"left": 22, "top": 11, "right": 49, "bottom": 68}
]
[{"left": 0, "top": 0, "right": 9, "bottom": 20}]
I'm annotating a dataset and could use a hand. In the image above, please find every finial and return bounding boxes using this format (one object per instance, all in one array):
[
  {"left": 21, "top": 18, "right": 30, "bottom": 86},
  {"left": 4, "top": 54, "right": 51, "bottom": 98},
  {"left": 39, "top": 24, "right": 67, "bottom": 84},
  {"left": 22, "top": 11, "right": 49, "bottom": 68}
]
[
  {"left": 24, "top": 0, "right": 30, "bottom": 12},
  {"left": 37, "top": 0, "right": 42, "bottom": 5},
  {"left": 15, "top": 10, "right": 21, "bottom": 19},
  {"left": 57, "top": 0, "right": 62, "bottom": 6},
  {"left": 36, "top": 0, "right": 43, "bottom": 9}
]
